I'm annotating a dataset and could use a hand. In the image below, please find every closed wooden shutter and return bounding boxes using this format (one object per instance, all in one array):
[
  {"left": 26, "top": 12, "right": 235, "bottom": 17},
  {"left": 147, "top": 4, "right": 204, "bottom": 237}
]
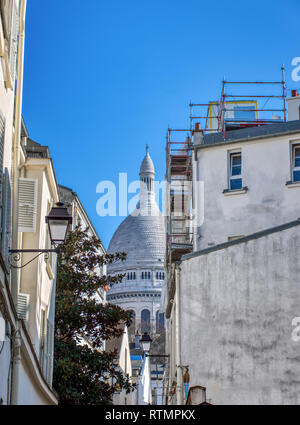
[
  {"left": 18, "top": 178, "right": 38, "bottom": 233},
  {"left": 2, "top": 168, "right": 11, "bottom": 267},
  {"left": 17, "top": 293, "right": 30, "bottom": 322}
]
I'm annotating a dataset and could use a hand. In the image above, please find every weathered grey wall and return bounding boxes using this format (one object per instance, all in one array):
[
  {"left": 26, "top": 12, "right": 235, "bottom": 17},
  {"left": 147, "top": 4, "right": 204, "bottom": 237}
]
[{"left": 180, "top": 224, "right": 300, "bottom": 404}]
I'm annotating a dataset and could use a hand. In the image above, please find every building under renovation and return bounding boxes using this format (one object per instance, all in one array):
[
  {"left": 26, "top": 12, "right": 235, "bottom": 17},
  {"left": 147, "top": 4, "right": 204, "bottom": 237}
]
[{"left": 164, "top": 70, "right": 300, "bottom": 404}]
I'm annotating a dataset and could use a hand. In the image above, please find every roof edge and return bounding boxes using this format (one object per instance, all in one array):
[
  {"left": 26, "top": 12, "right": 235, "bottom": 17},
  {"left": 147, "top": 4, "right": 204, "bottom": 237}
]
[{"left": 182, "top": 218, "right": 300, "bottom": 261}]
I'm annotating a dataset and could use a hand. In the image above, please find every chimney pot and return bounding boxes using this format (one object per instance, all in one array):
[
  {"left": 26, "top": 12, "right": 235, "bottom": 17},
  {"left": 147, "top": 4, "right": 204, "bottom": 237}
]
[{"left": 291, "top": 89, "right": 299, "bottom": 98}]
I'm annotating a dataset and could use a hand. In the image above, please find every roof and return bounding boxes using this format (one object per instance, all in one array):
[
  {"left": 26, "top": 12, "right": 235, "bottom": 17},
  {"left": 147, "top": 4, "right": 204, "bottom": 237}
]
[
  {"left": 182, "top": 218, "right": 300, "bottom": 261},
  {"left": 195, "top": 119, "right": 300, "bottom": 149},
  {"left": 25, "top": 138, "right": 51, "bottom": 159}
]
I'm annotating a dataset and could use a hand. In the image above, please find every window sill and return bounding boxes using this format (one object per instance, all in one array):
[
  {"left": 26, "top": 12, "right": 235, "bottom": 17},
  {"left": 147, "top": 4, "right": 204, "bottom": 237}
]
[
  {"left": 286, "top": 181, "right": 300, "bottom": 188},
  {"left": 223, "top": 186, "right": 248, "bottom": 196}
]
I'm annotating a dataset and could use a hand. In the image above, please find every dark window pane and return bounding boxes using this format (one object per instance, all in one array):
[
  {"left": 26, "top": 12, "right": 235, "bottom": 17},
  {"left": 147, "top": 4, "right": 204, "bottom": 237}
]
[
  {"left": 294, "top": 147, "right": 300, "bottom": 167},
  {"left": 293, "top": 170, "right": 300, "bottom": 182},
  {"left": 232, "top": 155, "right": 241, "bottom": 166},
  {"left": 141, "top": 309, "right": 150, "bottom": 333},
  {"left": 231, "top": 154, "right": 241, "bottom": 176},
  {"left": 159, "top": 313, "right": 165, "bottom": 331},
  {"left": 231, "top": 165, "right": 241, "bottom": 176},
  {"left": 230, "top": 178, "right": 242, "bottom": 190}
]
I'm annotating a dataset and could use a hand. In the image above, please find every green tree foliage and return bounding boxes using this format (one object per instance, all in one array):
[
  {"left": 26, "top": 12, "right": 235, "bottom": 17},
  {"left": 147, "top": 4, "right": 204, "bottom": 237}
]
[{"left": 53, "top": 228, "right": 134, "bottom": 405}]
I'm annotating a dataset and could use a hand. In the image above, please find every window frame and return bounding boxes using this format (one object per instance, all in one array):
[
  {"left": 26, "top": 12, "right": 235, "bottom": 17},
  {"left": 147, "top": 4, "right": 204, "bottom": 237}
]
[
  {"left": 291, "top": 142, "right": 300, "bottom": 183},
  {"left": 228, "top": 150, "right": 242, "bottom": 191}
]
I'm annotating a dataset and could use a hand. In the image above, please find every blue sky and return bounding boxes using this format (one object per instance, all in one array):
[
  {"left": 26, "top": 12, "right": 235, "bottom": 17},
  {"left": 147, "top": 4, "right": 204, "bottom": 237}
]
[{"left": 22, "top": 0, "right": 300, "bottom": 248}]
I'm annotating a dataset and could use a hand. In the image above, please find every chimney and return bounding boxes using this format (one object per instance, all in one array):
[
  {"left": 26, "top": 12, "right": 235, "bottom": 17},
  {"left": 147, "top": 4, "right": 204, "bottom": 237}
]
[
  {"left": 194, "top": 122, "right": 201, "bottom": 131},
  {"left": 287, "top": 90, "right": 300, "bottom": 121}
]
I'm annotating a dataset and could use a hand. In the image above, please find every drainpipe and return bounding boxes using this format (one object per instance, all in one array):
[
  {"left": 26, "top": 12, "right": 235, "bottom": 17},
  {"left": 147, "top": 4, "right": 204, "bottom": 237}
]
[
  {"left": 11, "top": 0, "right": 27, "bottom": 305},
  {"left": 175, "top": 264, "right": 183, "bottom": 405}
]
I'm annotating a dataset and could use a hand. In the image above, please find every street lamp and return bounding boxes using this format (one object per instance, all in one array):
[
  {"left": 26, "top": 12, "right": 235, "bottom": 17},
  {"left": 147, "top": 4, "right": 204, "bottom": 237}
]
[
  {"left": 9, "top": 202, "right": 72, "bottom": 268},
  {"left": 140, "top": 332, "right": 152, "bottom": 353},
  {"left": 45, "top": 202, "right": 73, "bottom": 245}
]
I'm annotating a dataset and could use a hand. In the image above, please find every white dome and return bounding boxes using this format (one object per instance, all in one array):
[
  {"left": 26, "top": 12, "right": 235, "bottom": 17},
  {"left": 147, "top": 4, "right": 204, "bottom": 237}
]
[
  {"left": 108, "top": 213, "right": 165, "bottom": 268},
  {"left": 139, "top": 145, "right": 155, "bottom": 176},
  {"left": 107, "top": 147, "right": 165, "bottom": 269}
]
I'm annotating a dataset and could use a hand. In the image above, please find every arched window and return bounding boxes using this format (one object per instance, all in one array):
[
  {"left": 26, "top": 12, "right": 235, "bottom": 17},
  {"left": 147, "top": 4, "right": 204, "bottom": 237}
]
[
  {"left": 156, "top": 310, "right": 160, "bottom": 332},
  {"left": 148, "top": 272, "right": 151, "bottom": 279},
  {"left": 133, "top": 272, "right": 136, "bottom": 279},
  {"left": 141, "top": 309, "right": 150, "bottom": 333},
  {"left": 156, "top": 312, "right": 164, "bottom": 332},
  {"left": 142, "top": 272, "right": 144, "bottom": 279},
  {"left": 128, "top": 310, "right": 136, "bottom": 336}
]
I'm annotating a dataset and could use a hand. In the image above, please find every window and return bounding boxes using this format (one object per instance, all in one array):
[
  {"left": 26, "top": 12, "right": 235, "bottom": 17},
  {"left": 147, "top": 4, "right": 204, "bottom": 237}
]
[
  {"left": 156, "top": 311, "right": 165, "bottom": 332},
  {"left": 128, "top": 310, "right": 135, "bottom": 335},
  {"left": 127, "top": 272, "right": 136, "bottom": 280},
  {"left": 229, "top": 152, "right": 242, "bottom": 190},
  {"left": 141, "top": 309, "right": 150, "bottom": 333},
  {"left": 292, "top": 144, "right": 300, "bottom": 182}
]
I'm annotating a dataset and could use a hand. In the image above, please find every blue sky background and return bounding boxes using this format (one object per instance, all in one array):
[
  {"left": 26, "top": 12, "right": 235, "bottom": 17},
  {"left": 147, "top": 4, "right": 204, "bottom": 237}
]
[{"left": 22, "top": 0, "right": 300, "bottom": 248}]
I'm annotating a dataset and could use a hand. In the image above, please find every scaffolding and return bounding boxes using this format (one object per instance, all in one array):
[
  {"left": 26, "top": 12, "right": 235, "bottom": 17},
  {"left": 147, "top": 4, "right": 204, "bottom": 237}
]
[
  {"left": 165, "top": 128, "right": 193, "bottom": 317},
  {"left": 165, "top": 67, "right": 288, "bottom": 318},
  {"left": 189, "top": 65, "right": 287, "bottom": 136}
]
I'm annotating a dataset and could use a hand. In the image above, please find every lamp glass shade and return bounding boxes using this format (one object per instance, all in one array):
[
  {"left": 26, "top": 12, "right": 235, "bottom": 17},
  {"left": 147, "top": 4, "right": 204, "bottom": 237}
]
[
  {"left": 141, "top": 340, "right": 151, "bottom": 352},
  {"left": 140, "top": 332, "right": 152, "bottom": 352},
  {"left": 48, "top": 219, "right": 69, "bottom": 245},
  {"left": 45, "top": 202, "right": 72, "bottom": 245}
]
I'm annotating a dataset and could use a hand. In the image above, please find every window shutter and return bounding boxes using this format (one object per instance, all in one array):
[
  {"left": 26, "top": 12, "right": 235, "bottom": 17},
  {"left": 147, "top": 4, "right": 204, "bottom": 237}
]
[
  {"left": 18, "top": 178, "right": 38, "bottom": 233},
  {"left": 9, "top": 3, "right": 19, "bottom": 84},
  {"left": 17, "top": 293, "right": 30, "bottom": 322},
  {"left": 2, "top": 168, "right": 11, "bottom": 267}
]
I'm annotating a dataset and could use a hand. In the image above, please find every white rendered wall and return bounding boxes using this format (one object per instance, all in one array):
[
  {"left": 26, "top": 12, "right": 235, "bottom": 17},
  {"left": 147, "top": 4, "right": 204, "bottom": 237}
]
[{"left": 194, "top": 134, "right": 300, "bottom": 250}]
